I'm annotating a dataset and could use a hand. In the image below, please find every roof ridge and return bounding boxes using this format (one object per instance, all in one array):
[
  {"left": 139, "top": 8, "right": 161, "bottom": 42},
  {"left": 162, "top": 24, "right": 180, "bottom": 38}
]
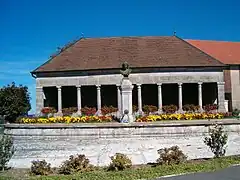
[{"left": 84, "top": 35, "right": 174, "bottom": 40}]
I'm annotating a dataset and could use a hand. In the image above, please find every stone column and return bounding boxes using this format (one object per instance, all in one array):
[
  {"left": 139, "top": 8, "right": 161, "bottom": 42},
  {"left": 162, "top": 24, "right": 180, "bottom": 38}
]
[
  {"left": 96, "top": 85, "right": 102, "bottom": 115},
  {"left": 217, "top": 82, "right": 226, "bottom": 112},
  {"left": 121, "top": 78, "right": 134, "bottom": 123},
  {"left": 198, "top": 82, "right": 203, "bottom": 111},
  {"left": 137, "top": 84, "right": 143, "bottom": 114},
  {"left": 157, "top": 83, "right": 162, "bottom": 113},
  {"left": 117, "top": 85, "right": 121, "bottom": 116},
  {"left": 57, "top": 86, "right": 62, "bottom": 114},
  {"left": 76, "top": 85, "right": 82, "bottom": 115},
  {"left": 36, "top": 87, "right": 44, "bottom": 115},
  {"left": 178, "top": 83, "right": 183, "bottom": 112}
]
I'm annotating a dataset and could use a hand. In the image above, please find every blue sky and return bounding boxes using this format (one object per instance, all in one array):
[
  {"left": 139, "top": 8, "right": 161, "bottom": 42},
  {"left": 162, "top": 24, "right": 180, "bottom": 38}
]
[{"left": 1, "top": 0, "right": 240, "bottom": 113}]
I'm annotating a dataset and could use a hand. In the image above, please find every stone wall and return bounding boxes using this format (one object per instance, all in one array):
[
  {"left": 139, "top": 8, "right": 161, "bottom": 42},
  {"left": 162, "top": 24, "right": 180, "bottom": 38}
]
[{"left": 5, "top": 120, "right": 240, "bottom": 168}]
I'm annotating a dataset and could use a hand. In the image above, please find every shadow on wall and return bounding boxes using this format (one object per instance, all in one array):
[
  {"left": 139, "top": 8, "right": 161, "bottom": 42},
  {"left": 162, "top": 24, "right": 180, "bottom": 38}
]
[{"left": 202, "top": 82, "right": 217, "bottom": 105}]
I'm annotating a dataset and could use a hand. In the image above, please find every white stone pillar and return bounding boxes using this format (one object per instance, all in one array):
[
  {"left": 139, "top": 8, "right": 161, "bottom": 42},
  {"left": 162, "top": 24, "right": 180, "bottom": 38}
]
[
  {"left": 76, "top": 85, "right": 82, "bottom": 115},
  {"left": 198, "top": 82, "right": 203, "bottom": 111},
  {"left": 36, "top": 87, "right": 44, "bottom": 115},
  {"left": 217, "top": 82, "right": 226, "bottom": 112},
  {"left": 57, "top": 86, "right": 62, "bottom": 113},
  {"left": 178, "top": 83, "right": 183, "bottom": 112},
  {"left": 96, "top": 85, "right": 102, "bottom": 115},
  {"left": 157, "top": 83, "right": 162, "bottom": 113},
  {"left": 117, "top": 85, "right": 121, "bottom": 115},
  {"left": 137, "top": 84, "right": 143, "bottom": 114},
  {"left": 121, "top": 78, "right": 134, "bottom": 123}
]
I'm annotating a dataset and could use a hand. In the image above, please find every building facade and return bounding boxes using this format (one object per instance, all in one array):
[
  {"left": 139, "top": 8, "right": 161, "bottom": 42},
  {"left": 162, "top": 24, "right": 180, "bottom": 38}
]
[
  {"left": 187, "top": 40, "right": 240, "bottom": 111},
  {"left": 31, "top": 36, "right": 227, "bottom": 115}
]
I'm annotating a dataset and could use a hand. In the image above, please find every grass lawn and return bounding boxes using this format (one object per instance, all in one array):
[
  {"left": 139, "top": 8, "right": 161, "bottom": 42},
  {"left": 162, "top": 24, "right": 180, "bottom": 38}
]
[{"left": 1, "top": 156, "right": 240, "bottom": 180}]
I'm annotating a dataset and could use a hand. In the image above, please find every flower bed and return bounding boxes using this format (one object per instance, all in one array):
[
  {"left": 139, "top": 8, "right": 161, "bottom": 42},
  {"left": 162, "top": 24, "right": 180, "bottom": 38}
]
[
  {"left": 136, "top": 113, "right": 225, "bottom": 122},
  {"left": 19, "top": 116, "right": 113, "bottom": 124}
]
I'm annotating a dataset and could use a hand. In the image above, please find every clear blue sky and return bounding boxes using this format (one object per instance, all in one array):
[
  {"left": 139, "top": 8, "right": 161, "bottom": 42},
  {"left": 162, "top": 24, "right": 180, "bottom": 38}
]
[{"left": 1, "top": 0, "right": 239, "bottom": 113}]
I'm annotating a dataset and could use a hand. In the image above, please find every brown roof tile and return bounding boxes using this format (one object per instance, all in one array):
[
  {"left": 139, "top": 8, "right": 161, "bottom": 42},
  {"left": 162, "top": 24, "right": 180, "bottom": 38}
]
[
  {"left": 187, "top": 39, "right": 240, "bottom": 65},
  {"left": 33, "top": 36, "right": 224, "bottom": 72}
]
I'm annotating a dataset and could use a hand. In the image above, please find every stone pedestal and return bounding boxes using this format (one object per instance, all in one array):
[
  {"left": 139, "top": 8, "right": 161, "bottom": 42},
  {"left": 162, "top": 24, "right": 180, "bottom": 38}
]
[
  {"left": 120, "top": 78, "right": 134, "bottom": 123},
  {"left": 36, "top": 87, "right": 44, "bottom": 116},
  {"left": 217, "top": 82, "right": 226, "bottom": 113}
]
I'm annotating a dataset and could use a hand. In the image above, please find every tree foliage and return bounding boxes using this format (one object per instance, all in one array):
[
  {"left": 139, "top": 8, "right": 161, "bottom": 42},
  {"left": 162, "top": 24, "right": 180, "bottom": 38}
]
[
  {"left": 0, "top": 82, "right": 31, "bottom": 122},
  {"left": 0, "top": 135, "right": 15, "bottom": 171},
  {"left": 204, "top": 124, "right": 228, "bottom": 158}
]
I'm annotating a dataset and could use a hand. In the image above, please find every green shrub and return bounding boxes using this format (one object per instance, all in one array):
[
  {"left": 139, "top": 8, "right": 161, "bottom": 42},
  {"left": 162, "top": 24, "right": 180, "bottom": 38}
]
[
  {"left": 204, "top": 124, "right": 228, "bottom": 158},
  {"left": 59, "top": 154, "right": 94, "bottom": 175},
  {"left": 156, "top": 146, "right": 187, "bottom": 165},
  {"left": 108, "top": 153, "right": 132, "bottom": 171},
  {"left": 0, "top": 82, "right": 31, "bottom": 122},
  {"left": 0, "top": 135, "right": 15, "bottom": 171},
  {"left": 30, "top": 160, "right": 52, "bottom": 175},
  {"left": 232, "top": 109, "right": 240, "bottom": 117}
]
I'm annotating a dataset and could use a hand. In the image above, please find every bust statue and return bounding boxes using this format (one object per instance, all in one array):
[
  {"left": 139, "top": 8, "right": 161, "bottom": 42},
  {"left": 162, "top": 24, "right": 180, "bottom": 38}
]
[{"left": 120, "top": 61, "right": 132, "bottom": 77}]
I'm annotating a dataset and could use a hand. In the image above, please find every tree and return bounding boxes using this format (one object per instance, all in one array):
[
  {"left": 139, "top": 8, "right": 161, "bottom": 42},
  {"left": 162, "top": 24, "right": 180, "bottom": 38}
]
[
  {"left": 204, "top": 124, "right": 228, "bottom": 158},
  {"left": 0, "top": 82, "right": 31, "bottom": 122},
  {"left": 0, "top": 135, "right": 15, "bottom": 171}
]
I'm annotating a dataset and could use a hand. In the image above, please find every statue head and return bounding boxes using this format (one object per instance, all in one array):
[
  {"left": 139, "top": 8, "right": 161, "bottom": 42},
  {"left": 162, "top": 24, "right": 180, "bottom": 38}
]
[
  {"left": 122, "top": 61, "right": 129, "bottom": 70},
  {"left": 120, "top": 61, "right": 131, "bottom": 77}
]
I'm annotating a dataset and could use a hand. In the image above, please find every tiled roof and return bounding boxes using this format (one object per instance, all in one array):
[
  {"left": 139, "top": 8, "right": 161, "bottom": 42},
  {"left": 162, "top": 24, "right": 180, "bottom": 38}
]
[
  {"left": 187, "top": 39, "right": 240, "bottom": 65},
  {"left": 33, "top": 36, "right": 224, "bottom": 73}
]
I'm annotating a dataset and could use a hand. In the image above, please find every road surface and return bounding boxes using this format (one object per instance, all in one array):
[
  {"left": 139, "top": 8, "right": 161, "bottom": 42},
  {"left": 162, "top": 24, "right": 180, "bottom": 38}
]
[{"left": 157, "top": 165, "right": 240, "bottom": 180}]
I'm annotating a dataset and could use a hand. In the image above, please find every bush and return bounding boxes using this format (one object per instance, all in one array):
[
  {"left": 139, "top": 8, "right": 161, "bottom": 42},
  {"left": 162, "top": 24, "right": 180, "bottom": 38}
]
[
  {"left": 30, "top": 160, "right": 52, "bottom": 175},
  {"left": 108, "top": 153, "right": 132, "bottom": 171},
  {"left": 203, "top": 104, "right": 218, "bottom": 112},
  {"left": 0, "top": 82, "right": 31, "bottom": 122},
  {"left": 0, "top": 135, "right": 15, "bottom": 171},
  {"left": 156, "top": 146, "right": 187, "bottom": 165},
  {"left": 183, "top": 104, "right": 199, "bottom": 112},
  {"left": 132, "top": 105, "right": 137, "bottom": 113},
  {"left": 232, "top": 109, "right": 240, "bottom": 117},
  {"left": 81, "top": 107, "right": 97, "bottom": 116},
  {"left": 59, "top": 154, "right": 94, "bottom": 175},
  {"left": 162, "top": 105, "right": 178, "bottom": 114},
  {"left": 101, "top": 106, "right": 118, "bottom": 115},
  {"left": 41, "top": 107, "right": 57, "bottom": 114},
  {"left": 62, "top": 107, "right": 77, "bottom": 116},
  {"left": 204, "top": 124, "right": 228, "bottom": 158},
  {"left": 143, "top": 105, "right": 158, "bottom": 114}
]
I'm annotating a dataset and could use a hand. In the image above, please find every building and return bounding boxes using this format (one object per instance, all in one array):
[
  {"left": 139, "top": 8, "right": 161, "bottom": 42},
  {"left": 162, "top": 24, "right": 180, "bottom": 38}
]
[
  {"left": 31, "top": 36, "right": 227, "bottom": 115},
  {"left": 187, "top": 40, "right": 240, "bottom": 111}
]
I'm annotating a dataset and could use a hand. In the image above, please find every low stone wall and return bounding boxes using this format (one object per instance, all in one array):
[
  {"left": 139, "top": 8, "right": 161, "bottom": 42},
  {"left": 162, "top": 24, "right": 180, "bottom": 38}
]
[{"left": 4, "top": 119, "right": 240, "bottom": 168}]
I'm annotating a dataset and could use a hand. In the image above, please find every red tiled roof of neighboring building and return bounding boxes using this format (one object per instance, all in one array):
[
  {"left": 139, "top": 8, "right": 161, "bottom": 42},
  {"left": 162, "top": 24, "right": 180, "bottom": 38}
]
[
  {"left": 187, "top": 39, "right": 240, "bottom": 65},
  {"left": 33, "top": 36, "right": 224, "bottom": 73}
]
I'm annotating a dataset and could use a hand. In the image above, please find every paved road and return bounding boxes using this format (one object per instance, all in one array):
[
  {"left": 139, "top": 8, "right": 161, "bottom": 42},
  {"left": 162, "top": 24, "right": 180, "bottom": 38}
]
[{"left": 157, "top": 165, "right": 240, "bottom": 180}]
